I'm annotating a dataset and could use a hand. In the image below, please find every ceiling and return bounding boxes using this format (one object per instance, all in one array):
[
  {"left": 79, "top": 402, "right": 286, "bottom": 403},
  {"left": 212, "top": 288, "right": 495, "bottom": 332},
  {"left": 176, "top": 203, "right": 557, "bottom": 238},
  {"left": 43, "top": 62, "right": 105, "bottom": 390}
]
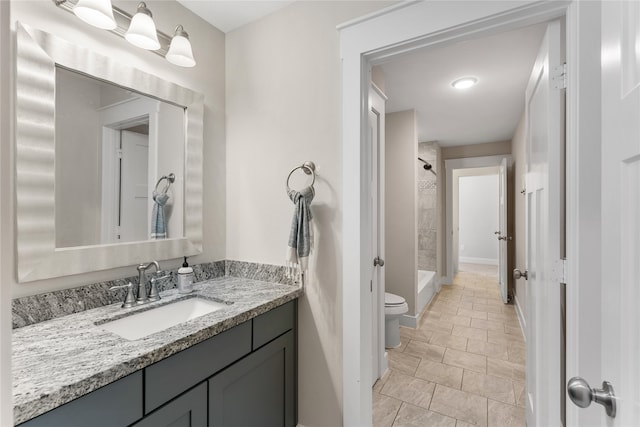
[
  {"left": 177, "top": 2, "right": 546, "bottom": 148},
  {"left": 177, "top": 0, "right": 295, "bottom": 33},
  {"left": 378, "top": 23, "right": 547, "bottom": 147}
]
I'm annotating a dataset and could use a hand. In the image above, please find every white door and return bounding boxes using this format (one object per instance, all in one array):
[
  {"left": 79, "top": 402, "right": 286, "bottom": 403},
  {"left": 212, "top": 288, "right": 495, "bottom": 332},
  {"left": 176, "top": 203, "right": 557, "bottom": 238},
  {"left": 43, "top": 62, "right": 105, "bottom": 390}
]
[
  {"left": 369, "top": 84, "right": 387, "bottom": 384},
  {"left": 498, "top": 158, "right": 508, "bottom": 303},
  {"left": 119, "top": 130, "right": 149, "bottom": 242},
  {"left": 525, "top": 20, "right": 564, "bottom": 426},
  {"left": 568, "top": 1, "right": 640, "bottom": 424}
]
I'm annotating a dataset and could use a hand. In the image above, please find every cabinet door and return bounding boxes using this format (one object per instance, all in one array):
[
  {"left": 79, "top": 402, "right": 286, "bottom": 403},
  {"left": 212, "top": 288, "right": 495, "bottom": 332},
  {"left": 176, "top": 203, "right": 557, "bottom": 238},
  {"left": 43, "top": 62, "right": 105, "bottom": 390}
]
[
  {"left": 133, "top": 382, "right": 207, "bottom": 427},
  {"left": 209, "top": 331, "right": 295, "bottom": 427}
]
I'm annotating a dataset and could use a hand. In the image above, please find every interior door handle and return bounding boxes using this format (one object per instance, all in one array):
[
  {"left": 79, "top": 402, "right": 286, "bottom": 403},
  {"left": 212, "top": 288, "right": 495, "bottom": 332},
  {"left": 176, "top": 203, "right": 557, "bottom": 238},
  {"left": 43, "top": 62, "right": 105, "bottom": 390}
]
[
  {"left": 513, "top": 269, "right": 528, "bottom": 280},
  {"left": 373, "top": 257, "right": 385, "bottom": 267},
  {"left": 567, "top": 377, "right": 616, "bottom": 418}
]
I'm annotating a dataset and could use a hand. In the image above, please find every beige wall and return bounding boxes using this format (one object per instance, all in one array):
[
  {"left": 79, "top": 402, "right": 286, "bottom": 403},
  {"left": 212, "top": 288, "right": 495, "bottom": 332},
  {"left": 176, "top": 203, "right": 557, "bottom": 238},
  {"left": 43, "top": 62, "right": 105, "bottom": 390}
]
[
  {"left": 55, "top": 71, "right": 102, "bottom": 247},
  {"left": 7, "top": 0, "right": 226, "bottom": 297},
  {"left": 224, "top": 2, "right": 393, "bottom": 425},
  {"left": 511, "top": 114, "right": 527, "bottom": 319},
  {"left": 385, "top": 110, "right": 418, "bottom": 315},
  {"left": 439, "top": 141, "right": 512, "bottom": 281}
]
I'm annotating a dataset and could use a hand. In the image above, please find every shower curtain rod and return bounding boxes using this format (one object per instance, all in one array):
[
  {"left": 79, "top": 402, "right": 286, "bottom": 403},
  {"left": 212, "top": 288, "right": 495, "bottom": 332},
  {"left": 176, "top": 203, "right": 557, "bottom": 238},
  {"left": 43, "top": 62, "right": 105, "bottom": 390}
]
[{"left": 418, "top": 157, "right": 437, "bottom": 176}]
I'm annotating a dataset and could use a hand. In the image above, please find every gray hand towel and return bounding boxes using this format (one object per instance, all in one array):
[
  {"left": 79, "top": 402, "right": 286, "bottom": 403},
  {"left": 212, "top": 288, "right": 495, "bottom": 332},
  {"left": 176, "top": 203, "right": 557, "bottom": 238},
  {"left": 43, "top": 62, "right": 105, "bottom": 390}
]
[
  {"left": 151, "top": 191, "right": 169, "bottom": 239},
  {"left": 286, "top": 185, "right": 314, "bottom": 274}
]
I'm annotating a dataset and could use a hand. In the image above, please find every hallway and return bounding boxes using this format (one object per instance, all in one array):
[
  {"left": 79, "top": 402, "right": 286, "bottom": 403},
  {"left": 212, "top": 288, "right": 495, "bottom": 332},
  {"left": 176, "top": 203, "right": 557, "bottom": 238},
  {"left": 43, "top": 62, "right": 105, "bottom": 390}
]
[{"left": 373, "top": 268, "right": 525, "bottom": 427}]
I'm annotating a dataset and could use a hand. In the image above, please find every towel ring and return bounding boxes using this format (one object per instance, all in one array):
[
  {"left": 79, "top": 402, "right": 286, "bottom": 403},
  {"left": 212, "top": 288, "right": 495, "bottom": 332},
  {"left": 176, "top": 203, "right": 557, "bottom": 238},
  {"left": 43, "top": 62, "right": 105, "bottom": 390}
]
[
  {"left": 154, "top": 173, "right": 175, "bottom": 194},
  {"left": 286, "top": 161, "right": 316, "bottom": 192}
]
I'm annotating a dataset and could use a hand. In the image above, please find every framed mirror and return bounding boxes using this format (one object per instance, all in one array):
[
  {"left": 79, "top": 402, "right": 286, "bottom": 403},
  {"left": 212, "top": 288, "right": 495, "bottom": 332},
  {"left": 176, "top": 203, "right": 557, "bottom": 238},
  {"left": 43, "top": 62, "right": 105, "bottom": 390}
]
[{"left": 15, "top": 23, "right": 204, "bottom": 282}]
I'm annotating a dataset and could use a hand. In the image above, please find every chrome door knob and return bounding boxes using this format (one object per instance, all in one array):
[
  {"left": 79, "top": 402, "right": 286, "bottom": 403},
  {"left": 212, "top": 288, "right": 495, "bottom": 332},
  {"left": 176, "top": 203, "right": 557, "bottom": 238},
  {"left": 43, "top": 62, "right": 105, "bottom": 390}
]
[
  {"left": 513, "top": 269, "right": 528, "bottom": 280},
  {"left": 567, "top": 377, "right": 616, "bottom": 418},
  {"left": 373, "top": 256, "right": 385, "bottom": 267}
]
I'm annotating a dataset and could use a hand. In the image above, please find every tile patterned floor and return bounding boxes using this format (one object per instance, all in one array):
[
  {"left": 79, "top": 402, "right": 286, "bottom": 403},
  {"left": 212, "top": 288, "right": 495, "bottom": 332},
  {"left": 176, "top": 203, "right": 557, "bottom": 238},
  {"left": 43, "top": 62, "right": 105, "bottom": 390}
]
[{"left": 373, "top": 268, "right": 526, "bottom": 427}]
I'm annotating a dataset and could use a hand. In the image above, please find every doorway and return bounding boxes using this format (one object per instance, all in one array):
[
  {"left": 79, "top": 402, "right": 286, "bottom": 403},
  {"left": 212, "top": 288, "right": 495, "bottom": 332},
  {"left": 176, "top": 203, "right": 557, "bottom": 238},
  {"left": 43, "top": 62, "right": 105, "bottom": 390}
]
[
  {"left": 456, "top": 169, "right": 500, "bottom": 273},
  {"left": 340, "top": 2, "right": 572, "bottom": 425},
  {"left": 445, "top": 156, "right": 513, "bottom": 303}
]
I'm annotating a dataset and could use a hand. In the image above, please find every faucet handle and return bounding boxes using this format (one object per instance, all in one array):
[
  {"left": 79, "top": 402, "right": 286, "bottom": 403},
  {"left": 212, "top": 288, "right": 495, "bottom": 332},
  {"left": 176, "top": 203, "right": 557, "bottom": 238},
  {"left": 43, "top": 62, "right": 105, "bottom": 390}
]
[
  {"left": 148, "top": 271, "right": 170, "bottom": 302},
  {"left": 148, "top": 277, "right": 161, "bottom": 302},
  {"left": 110, "top": 282, "right": 136, "bottom": 308}
]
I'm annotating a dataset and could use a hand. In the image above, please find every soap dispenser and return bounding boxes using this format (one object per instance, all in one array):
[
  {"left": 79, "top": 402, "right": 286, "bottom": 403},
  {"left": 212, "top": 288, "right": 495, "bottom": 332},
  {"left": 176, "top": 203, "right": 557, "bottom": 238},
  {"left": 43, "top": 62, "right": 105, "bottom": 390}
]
[{"left": 177, "top": 256, "right": 194, "bottom": 294}]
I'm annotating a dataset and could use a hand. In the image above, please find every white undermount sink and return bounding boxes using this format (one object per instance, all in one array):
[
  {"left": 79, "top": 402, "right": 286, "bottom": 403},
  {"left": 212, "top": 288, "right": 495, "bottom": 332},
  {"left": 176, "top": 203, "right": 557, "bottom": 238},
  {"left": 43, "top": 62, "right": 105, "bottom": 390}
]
[{"left": 100, "top": 298, "right": 230, "bottom": 341}]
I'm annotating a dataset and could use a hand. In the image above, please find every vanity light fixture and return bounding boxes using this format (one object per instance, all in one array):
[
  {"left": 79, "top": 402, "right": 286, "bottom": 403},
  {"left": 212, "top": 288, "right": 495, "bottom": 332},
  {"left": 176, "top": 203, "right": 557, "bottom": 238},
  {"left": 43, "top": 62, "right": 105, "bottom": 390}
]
[
  {"left": 73, "top": 0, "right": 116, "bottom": 30},
  {"left": 451, "top": 77, "right": 478, "bottom": 90},
  {"left": 166, "top": 25, "right": 196, "bottom": 68},
  {"left": 125, "top": 2, "right": 161, "bottom": 50},
  {"left": 54, "top": 0, "right": 197, "bottom": 67}
]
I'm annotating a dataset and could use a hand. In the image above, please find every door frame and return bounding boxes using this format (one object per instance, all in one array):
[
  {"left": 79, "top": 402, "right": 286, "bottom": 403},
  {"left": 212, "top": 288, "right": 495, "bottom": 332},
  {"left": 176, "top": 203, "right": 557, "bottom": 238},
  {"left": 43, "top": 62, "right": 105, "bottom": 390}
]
[
  {"left": 444, "top": 155, "right": 511, "bottom": 285},
  {"left": 339, "top": 1, "right": 597, "bottom": 424}
]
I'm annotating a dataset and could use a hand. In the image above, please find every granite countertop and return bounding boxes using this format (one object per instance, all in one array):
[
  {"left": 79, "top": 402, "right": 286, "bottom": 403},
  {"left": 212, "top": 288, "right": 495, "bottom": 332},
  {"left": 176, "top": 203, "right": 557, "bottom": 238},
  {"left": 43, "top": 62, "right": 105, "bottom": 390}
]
[{"left": 12, "top": 276, "right": 303, "bottom": 425}]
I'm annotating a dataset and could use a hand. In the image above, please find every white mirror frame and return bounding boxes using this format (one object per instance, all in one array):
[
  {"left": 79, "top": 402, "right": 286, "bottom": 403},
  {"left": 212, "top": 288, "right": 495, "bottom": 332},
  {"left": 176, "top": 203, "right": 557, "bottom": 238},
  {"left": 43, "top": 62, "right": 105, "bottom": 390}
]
[{"left": 15, "top": 22, "right": 204, "bottom": 282}]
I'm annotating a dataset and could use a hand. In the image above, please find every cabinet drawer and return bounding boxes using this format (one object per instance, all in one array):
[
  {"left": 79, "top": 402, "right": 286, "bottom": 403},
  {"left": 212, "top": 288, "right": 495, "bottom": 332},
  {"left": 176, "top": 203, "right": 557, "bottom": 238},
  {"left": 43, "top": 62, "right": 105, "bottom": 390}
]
[
  {"left": 145, "top": 321, "right": 251, "bottom": 413},
  {"left": 18, "top": 371, "right": 142, "bottom": 427},
  {"left": 253, "top": 300, "right": 295, "bottom": 350}
]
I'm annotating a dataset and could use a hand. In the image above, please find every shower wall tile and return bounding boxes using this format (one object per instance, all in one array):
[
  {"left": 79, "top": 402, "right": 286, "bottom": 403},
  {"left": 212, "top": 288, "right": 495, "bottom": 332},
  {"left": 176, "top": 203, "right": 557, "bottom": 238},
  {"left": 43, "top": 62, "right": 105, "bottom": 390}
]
[{"left": 418, "top": 141, "right": 439, "bottom": 272}]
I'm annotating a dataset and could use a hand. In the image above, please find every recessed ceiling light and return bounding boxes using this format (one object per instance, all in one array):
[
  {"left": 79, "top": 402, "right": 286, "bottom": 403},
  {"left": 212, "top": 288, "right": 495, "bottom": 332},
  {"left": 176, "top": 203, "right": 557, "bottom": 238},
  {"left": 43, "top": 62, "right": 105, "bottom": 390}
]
[{"left": 451, "top": 77, "right": 478, "bottom": 90}]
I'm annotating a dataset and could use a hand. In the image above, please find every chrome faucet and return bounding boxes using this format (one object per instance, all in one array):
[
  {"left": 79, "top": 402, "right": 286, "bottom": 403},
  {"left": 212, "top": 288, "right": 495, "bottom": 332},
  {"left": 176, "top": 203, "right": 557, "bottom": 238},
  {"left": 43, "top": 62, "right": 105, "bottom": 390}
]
[
  {"left": 110, "top": 261, "right": 167, "bottom": 308},
  {"left": 136, "top": 261, "right": 161, "bottom": 305}
]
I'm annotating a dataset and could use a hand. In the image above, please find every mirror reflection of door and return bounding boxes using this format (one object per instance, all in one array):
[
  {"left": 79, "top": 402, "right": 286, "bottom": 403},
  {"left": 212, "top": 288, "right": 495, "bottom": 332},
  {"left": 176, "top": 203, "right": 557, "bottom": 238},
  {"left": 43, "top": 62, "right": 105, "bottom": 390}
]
[
  {"left": 119, "top": 128, "right": 149, "bottom": 242},
  {"left": 54, "top": 66, "right": 185, "bottom": 248}
]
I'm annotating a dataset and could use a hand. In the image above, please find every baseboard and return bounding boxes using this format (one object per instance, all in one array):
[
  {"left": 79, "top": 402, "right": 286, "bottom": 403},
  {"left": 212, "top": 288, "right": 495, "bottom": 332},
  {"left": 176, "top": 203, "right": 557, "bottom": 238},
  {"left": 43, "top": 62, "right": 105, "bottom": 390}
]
[
  {"left": 514, "top": 295, "right": 527, "bottom": 342},
  {"left": 399, "top": 313, "right": 418, "bottom": 328},
  {"left": 459, "top": 256, "right": 498, "bottom": 265}
]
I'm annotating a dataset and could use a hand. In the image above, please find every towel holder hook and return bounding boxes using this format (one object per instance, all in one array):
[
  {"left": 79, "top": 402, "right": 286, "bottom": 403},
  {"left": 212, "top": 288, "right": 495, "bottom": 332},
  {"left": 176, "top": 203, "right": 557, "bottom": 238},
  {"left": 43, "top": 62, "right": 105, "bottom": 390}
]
[
  {"left": 154, "top": 173, "right": 175, "bottom": 194},
  {"left": 286, "top": 161, "right": 316, "bottom": 192}
]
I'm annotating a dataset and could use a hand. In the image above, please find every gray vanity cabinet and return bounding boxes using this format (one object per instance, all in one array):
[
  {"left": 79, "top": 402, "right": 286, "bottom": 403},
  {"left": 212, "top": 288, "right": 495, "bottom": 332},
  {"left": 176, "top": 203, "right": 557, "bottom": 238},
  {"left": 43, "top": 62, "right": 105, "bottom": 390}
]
[
  {"left": 18, "top": 371, "right": 143, "bottom": 427},
  {"left": 209, "top": 331, "right": 295, "bottom": 427},
  {"left": 132, "top": 382, "right": 207, "bottom": 427},
  {"left": 17, "top": 300, "right": 297, "bottom": 427}
]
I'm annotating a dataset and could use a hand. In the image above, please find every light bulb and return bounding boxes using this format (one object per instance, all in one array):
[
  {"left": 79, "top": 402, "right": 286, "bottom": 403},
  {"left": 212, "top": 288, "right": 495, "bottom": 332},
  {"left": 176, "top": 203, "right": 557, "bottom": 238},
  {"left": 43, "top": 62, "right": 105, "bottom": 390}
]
[
  {"left": 451, "top": 77, "right": 478, "bottom": 90},
  {"left": 125, "top": 2, "right": 160, "bottom": 51},
  {"left": 73, "top": 0, "right": 117, "bottom": 30},
  {"left": 166, "top": 25, "right": 196, "bottom": 67}
]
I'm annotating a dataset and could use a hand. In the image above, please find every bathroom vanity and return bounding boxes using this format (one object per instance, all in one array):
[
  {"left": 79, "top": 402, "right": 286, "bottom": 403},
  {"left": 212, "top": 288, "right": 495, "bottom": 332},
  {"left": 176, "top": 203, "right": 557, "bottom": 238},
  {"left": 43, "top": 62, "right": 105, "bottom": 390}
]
[{"left": 13, "top": 277, "right": 301, "bottom": 427}]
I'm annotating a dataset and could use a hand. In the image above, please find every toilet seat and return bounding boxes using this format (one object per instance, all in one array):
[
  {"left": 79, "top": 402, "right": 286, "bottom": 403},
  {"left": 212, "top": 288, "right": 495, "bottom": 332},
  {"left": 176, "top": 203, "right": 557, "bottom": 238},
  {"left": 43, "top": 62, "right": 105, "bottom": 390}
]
[
  {"left": 384, "top": 292, "right": 408, "bottom": 316},
  {"left": 385, "top": 292, "right": 406, "bottom": 306},
  {"left": 384, "top": 292, "right": 409, "bottom": 348}
]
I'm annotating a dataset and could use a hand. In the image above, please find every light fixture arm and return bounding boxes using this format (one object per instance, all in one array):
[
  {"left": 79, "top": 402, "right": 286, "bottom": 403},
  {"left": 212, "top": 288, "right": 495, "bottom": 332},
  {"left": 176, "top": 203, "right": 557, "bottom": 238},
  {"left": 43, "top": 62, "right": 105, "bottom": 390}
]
[
  {"left": 173, "top": 25, "right": 189, "bottom": 39},
  {"left": 53, "top": 0, "right": 172, "bottom": 57}
]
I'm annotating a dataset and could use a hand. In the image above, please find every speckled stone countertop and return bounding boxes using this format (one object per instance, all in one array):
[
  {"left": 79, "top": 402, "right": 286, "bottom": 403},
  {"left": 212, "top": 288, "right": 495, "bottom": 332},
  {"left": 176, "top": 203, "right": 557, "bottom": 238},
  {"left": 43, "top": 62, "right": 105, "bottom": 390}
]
[{"left": 13, "top": 276, "right": 302, "bottom": 425}]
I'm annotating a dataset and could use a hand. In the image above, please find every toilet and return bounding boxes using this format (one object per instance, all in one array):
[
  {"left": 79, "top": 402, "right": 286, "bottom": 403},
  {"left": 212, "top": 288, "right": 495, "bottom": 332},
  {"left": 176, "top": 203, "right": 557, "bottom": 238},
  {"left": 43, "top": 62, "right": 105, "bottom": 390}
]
[{"left": 384, "top": 292, "right": 409, "bottom": 348}]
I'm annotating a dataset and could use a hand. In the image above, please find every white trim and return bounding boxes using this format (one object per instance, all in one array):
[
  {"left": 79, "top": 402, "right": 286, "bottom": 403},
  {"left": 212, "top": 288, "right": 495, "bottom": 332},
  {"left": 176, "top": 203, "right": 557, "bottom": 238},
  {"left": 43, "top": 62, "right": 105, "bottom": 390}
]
[
  {"left": 101, "top": 128, "right": 120, "bottom": 243},
  {"left": 459, "top": 256, "right": 498, "bottom": 266},
  {"left": 399, "top": 314, "right": 418, "bottom": 328},
  {"left": 340, "top": 2, "right": 573, "bottom": 425}
]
